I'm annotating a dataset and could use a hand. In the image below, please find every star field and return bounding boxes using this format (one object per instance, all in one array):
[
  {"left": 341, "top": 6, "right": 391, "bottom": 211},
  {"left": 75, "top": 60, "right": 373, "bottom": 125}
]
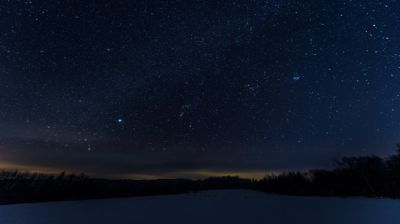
[{"left": 0, "top": 0, "right": 399, "bottom": 178}]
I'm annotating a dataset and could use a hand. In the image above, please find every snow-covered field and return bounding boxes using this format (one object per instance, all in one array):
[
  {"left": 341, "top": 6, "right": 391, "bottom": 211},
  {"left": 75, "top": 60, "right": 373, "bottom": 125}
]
[{"left": 0, "top": 190, "right": 398, "bottom": 224}]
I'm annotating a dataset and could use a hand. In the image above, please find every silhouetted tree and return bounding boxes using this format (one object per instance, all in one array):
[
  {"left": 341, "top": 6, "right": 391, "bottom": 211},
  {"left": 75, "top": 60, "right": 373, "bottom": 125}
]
[{"left": 3, "top": 145, "right": 400, "bottom": 204}]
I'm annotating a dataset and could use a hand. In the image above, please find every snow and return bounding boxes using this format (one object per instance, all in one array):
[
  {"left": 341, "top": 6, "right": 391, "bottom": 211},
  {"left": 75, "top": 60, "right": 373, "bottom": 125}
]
[{"left": 0, "top": 190, "right": 398, "bottom": 224}]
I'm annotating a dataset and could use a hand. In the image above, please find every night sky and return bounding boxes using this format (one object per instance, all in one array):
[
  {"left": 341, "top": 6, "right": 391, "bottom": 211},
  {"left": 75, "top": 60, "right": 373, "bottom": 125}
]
[{"left": 0, "top": 0, "right": 399, "bottom": 179}]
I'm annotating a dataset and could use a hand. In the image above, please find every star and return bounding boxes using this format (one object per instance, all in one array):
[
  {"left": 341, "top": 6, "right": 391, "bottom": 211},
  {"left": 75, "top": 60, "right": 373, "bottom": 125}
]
[{"left": 292, "top": 74, "right": 301, "bottom": 81}]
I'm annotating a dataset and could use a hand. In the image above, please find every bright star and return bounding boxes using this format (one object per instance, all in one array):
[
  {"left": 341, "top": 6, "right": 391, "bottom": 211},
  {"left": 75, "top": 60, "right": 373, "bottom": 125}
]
[{"left": 292, "top": 73, "right": 301, "bottom": 81}]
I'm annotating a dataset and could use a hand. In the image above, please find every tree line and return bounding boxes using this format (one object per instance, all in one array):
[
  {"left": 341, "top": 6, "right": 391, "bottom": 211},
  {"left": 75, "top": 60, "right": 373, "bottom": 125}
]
[
  {"left": 1, "top": 146, "right": 400, "bottom": 204},
  {"left": 0, "top": 172, "right": 253, "bottom": 204},
  {"left": 256, "top": 145, "right": 400, "bottom": 198}
]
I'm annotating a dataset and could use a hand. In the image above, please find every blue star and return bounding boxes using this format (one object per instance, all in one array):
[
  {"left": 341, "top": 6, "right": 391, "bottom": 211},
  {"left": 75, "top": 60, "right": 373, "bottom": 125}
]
[
  {"left": 117, "top": 118, "right": 123, "bottom": 123},
  {"left": 292, "top": 73, "right": 301, "bottom": 81}
]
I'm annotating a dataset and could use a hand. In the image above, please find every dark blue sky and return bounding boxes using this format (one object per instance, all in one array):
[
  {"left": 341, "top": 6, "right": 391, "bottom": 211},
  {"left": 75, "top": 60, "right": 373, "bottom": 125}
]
[{"left": 0, "top": 0, "right": 399, "bottom": 179}]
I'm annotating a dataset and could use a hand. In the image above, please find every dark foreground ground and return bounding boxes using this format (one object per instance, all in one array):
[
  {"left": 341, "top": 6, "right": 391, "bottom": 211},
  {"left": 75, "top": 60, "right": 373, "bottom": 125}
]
[{"left": 0, "top": 190, "right": 398, "bottom": 224}]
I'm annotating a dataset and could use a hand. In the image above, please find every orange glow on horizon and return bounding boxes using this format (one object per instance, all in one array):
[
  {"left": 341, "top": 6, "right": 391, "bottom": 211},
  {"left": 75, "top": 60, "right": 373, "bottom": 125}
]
[{"left": 0, "top": 160, "right": 278, "bottom": 180}]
